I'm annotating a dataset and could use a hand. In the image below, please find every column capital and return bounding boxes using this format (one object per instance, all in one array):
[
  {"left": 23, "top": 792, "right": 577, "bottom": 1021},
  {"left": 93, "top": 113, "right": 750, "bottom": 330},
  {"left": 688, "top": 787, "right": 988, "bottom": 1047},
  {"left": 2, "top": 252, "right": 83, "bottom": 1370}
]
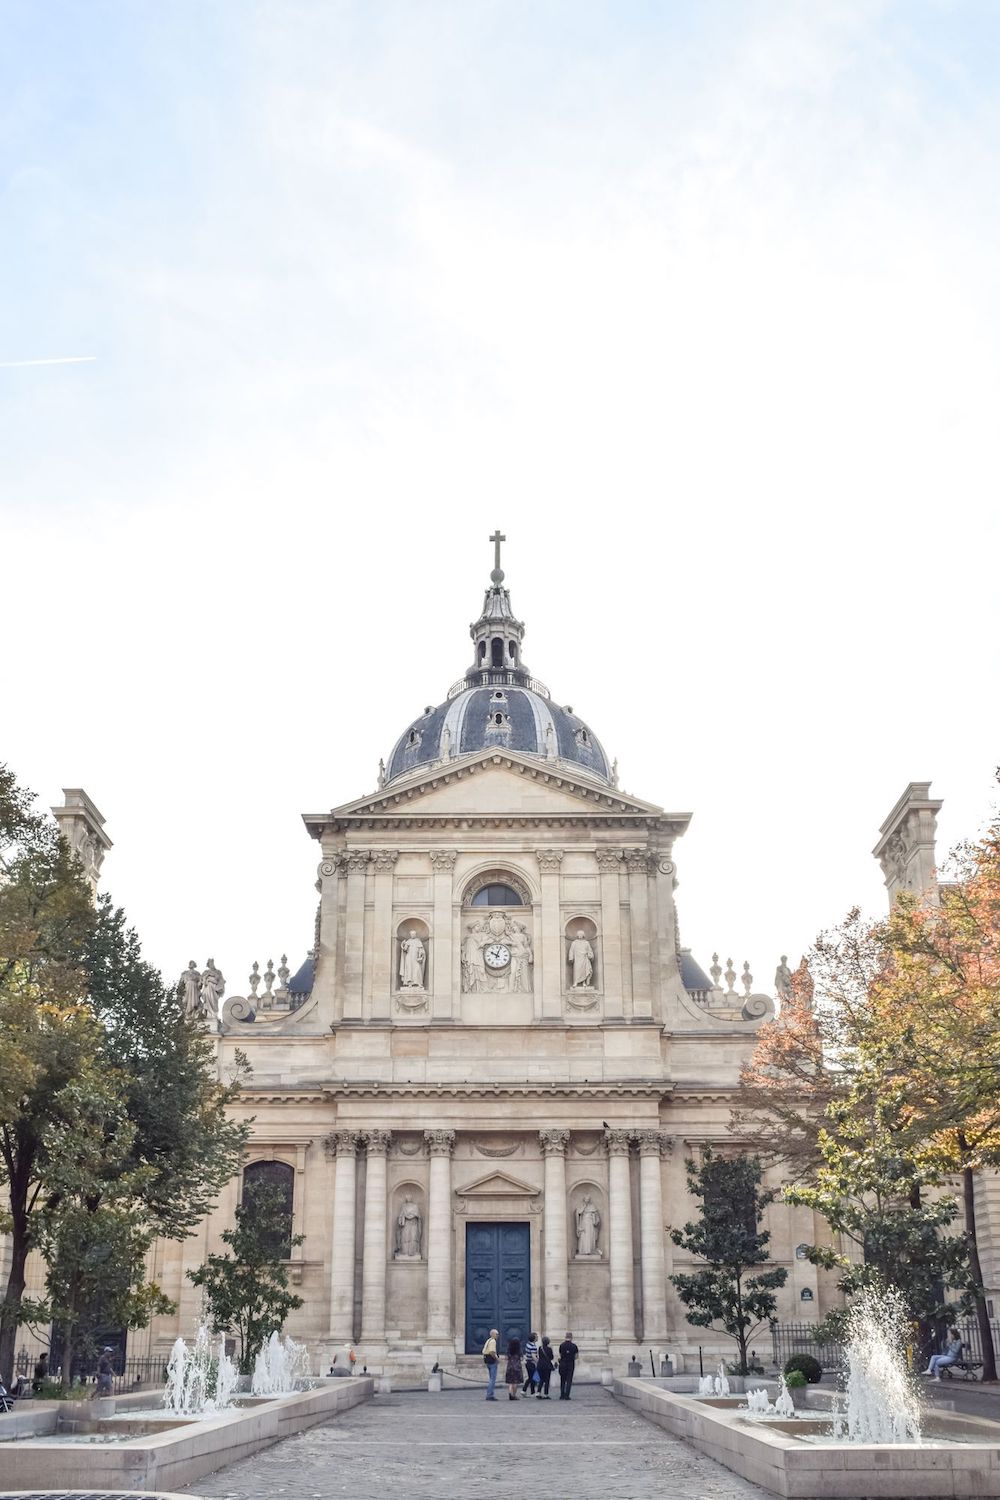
[
  {"left": 318, "top": 854, "right": 344, "bottom": 879},
  {"left": 539, "top": 1128, "right": 570, "bottom": 1157},
  {"left": 365, "top": 1129, "right": 392, "bottom": 1155},
  {"left": 344, "top": 850, "right": 371, "bottom": 874},
  {"left": 596, "top": 849, "right": 625, "bottom": 873},
  {"left": 535, "top": 848, "right": 565, "bottom": 873},
  {"left": 604, "top": 1128, "right": 633, "bottom": 1156},
  {"left": 429, "top": 850, "right": 458, "bottom": 871},
  {"left": 324, "top": 1129, "right": 361, "bottom": 1158},
  {"left": 624, "top": 848, "right": 653, "bottom": 874},
  {"left": 635, "top": 1128, "right": 668, "bottom": 1157},
  {"left": 424, "top": 1128, "right": 456, "bottom": 1157},
  {"left": 371, "top": 849, "right": 399, "bottom": 873}
]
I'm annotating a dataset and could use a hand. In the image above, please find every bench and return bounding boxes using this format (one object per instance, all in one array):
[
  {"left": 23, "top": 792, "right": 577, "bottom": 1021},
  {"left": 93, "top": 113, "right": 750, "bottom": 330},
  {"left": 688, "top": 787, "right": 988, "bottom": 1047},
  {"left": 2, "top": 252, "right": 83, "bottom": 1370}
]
[{"left": 941, "top": 1358, "right": 982, "bottom": 1382}]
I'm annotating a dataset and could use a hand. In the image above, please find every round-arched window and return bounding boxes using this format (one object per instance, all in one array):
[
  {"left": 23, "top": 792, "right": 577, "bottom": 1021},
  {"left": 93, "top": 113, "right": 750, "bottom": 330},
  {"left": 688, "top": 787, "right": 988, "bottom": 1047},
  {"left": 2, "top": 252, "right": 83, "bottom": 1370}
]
[{"left": 471, "top": 883, "right": 523, "bottom": 907}]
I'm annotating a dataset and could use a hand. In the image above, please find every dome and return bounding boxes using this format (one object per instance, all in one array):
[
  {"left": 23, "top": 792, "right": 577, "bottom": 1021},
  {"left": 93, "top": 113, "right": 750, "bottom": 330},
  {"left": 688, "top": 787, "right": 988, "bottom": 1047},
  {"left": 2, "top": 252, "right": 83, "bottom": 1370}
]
[
  {"left": 387, "top": 684, "right": 610, "bottom": 784},
  {"left": 383, "top": 533, "right": 614, "bottom": 788}
]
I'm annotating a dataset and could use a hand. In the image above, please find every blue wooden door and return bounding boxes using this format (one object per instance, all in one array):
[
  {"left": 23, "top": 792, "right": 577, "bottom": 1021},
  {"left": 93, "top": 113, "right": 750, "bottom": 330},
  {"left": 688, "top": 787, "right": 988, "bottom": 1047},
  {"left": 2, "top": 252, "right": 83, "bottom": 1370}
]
[{"left": 465, "top": 1222, "right": 530, "bottom": 1354}]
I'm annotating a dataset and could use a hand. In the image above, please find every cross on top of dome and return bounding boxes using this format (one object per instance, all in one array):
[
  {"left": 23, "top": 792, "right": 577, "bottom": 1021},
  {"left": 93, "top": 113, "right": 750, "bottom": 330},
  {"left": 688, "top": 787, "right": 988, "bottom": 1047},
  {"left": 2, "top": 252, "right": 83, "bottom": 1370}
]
[{"left": 489, "top": 528, "right": 506, "bottom": 585}]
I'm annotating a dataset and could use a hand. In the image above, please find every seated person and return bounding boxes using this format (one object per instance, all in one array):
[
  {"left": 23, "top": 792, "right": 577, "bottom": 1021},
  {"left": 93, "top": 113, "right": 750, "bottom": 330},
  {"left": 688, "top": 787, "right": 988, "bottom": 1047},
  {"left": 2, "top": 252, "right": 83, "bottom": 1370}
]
[{"left": 922, "top": 1331, "right": 964, "bottom": 1379}]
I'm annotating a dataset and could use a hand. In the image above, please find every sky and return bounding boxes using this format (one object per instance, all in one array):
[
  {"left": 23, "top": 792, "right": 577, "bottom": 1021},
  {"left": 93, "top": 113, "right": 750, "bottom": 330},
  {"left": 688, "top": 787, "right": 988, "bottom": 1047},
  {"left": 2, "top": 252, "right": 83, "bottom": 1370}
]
[{"left": 2, "top": 0, "right": 999, "bottom": 998}]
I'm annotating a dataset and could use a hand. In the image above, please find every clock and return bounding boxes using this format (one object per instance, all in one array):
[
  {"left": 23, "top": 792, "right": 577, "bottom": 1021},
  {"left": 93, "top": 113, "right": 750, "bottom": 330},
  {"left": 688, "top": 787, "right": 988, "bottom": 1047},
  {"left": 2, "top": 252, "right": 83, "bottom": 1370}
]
[{"left": 484, "top": 943, "right": 511, "bottom": 970}]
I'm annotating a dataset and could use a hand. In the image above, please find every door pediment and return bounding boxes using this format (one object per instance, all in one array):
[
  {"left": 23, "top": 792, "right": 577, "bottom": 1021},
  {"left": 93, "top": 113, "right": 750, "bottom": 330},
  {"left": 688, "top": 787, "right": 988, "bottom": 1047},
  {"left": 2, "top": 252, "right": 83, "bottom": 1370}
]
[{"left": 456, "top": 1169, "right": 541, "bottom": 1198}]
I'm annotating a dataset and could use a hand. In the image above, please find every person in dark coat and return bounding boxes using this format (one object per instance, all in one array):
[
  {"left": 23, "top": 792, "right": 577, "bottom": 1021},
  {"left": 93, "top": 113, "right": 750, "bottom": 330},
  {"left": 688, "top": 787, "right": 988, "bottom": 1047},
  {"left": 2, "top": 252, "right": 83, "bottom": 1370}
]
[
  {"left": 535, "top": 1336, "right": 555, "bottom": 1399},
  {"left": 95, "top": 1348, "right": 115, "bottom": 1396},
  {"left": 558, "top": 1331, "right": 579, "bottom": 1400},
  {"left": 32, "top": 1352, "right": 49, "bottom": 1392},
  {"left": 504, "top": 1336, "right": 523, "bottom": 1401}
]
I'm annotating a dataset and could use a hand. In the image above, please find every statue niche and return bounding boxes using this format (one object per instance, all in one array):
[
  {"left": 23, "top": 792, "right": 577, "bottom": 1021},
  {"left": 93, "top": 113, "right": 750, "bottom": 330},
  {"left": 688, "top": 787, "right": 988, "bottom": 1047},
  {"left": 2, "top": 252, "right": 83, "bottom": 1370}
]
[
  {"left": 393, "top": 1189, "right": 424, "bottom": 1260},
  {"left": 565, "top": 917, "right": 599, "bottom": 992},
  {"left": 395, "top": 918, "right": 430, "bottom": 1009},
  {"left": 572, "top": 1188, "right": 602, "bottom": 1259}
]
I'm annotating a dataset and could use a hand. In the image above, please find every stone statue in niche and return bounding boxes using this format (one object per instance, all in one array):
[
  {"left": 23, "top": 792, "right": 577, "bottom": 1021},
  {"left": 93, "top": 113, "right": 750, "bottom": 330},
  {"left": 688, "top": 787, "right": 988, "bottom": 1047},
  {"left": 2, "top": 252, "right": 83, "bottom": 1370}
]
[
  {"left": 200, "top": 959, "right": 225, "bottom": 1024},
  {"left": 180, "top": 961, "right": 203, "bottom": 1018},
  {"left": 394, "top": 1195, "right": 423, "bottom": 1259},
  {"left": 567, "top": 930, "right": 595, "bottom": 989},
  {"left": 575, "top": 1194, "right": 601, "bottom": 1256},
  {"left": 462, "top": 913, "right": 533, "bottom": 993},
  {"left": 399, "top": 930, "right": 427, "bottom": 989}
]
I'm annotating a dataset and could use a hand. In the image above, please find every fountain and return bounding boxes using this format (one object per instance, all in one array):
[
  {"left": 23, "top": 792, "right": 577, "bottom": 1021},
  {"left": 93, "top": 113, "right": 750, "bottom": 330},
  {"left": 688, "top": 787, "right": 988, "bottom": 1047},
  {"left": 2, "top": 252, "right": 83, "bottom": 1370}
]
[
  {"left": 163, "top": 1323, "right": 239, "bottom": 1415},
  {"left": 251, "top": 1330, "right": 311, "bottom": 1395},
  {"left": 697, "top": 1374, "right": 713, "bottom": 1396},
  {"left": 712, "top": 1360, "right": 730, "bottom": 1397},
  {"left": 839, "top": 1283, "right": 921, "bottom": 1444},
  {"left": 742, "top": 1375, "right": 796, "bottom": 1418}
]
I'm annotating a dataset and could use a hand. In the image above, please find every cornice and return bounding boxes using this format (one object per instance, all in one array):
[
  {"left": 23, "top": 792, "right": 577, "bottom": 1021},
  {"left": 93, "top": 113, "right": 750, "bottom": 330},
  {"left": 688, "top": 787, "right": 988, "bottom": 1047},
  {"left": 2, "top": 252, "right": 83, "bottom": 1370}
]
[{"left": 320, "top": 1080, "right": 673, "bottom": 1100}]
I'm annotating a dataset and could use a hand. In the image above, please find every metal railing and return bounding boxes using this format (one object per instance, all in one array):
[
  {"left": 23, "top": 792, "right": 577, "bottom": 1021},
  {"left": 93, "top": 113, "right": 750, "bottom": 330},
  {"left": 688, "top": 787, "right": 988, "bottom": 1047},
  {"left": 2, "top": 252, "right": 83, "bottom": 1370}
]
[
  {"left": 953, "top": 1317, "right": 1000, "bottom": 1366},
  {"left": 770, "top": 1322, "right": 845, "bottom": 1370},
  {"left": 447, "top": 672, "right": 552, "bottom": 700},
  {"left": 14, "top": 1348, "right": 167, "bottom": 1392}
]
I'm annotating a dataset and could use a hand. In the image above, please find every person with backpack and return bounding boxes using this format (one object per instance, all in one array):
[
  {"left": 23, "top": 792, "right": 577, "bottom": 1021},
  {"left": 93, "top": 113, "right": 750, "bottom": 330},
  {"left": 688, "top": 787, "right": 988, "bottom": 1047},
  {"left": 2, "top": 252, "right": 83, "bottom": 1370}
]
[
  {"left": 482, "top": 1328, "right": 500, "bottom": 1400},
  {"left": 535, "top": 1336, "right": 555, "bottom": 1399},
  {"left": 522, "top": 1331, "right": 539, "bottom": 1396}
]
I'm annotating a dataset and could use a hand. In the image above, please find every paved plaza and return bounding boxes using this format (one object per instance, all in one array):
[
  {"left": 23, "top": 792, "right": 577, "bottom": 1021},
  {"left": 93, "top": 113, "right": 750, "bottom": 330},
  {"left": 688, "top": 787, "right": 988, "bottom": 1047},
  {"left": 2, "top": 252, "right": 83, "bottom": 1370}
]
[{"left": 182, "top": 1383, "right": 772, "bottom": 1500}]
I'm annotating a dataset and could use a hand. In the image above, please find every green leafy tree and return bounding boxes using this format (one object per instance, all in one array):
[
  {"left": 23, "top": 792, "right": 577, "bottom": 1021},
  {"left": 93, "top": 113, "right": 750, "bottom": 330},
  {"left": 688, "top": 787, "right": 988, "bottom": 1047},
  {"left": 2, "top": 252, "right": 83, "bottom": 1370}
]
[
  {"left": 784, "top": 1071, "right": 975, "bottom": 1361},
  {"left": 0, "top": 767, "right": 99, "bottom": 1381},
  {"left": 0, "top": 762, "right": 251, "bottom": 1384},
  {"left": 669, "top": 1151, "right": 787, "bottom": 1374},
  {"left": 188, "top": 1180, "right": 304, "bottom": 1373}
]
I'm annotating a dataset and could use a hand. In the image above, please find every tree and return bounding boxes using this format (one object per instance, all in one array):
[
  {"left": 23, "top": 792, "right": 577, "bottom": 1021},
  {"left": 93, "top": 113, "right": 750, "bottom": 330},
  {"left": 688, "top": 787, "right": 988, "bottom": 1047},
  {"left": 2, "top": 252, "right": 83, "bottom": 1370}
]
[
  {"left": 188, "top": 1180, "right": 304, "bottom": 1373},
  {"left": 784, "top": 1070, "right": 975, "bottom": 1358},
  {"left": 669, "top": 1151, "right": 787, "bottom": 1374},
  {"left": 0, "top": 763, "right": 251, "bottom": 1384},
  {"left": 0, "top": 766, "right": 99, "bottom": 1381}
]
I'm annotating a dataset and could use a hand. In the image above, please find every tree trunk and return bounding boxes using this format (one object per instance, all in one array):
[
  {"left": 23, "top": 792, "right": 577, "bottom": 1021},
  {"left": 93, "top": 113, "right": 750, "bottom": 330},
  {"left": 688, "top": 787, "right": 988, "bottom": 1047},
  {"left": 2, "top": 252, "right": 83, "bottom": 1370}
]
[
  {"left": 0, "top": 1222, "right": 29, "bottom": 1387},
  {"left": 962, "top": 1157, "right": 997, "bottom": 1382}
]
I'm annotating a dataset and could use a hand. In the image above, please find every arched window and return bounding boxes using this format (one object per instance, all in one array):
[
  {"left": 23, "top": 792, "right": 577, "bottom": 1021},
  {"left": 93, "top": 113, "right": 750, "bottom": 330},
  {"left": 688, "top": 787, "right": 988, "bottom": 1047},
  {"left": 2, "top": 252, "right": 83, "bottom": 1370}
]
[
  {"left": 242, "top": 1159, "right": 294, "bottom": 1259},
  {"left": 491, "top": 638, "right": 504, "bottom": 667},
  {"left": 471, "top": 883, "right": 523, "bottom": 907}
]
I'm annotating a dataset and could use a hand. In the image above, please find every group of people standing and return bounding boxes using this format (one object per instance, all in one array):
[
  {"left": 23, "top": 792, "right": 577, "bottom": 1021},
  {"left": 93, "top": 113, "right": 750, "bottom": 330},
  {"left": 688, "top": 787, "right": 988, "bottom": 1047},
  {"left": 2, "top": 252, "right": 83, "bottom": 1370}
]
[{"left": 482, "top": 1330, "right": 579, "bottom": 1402}]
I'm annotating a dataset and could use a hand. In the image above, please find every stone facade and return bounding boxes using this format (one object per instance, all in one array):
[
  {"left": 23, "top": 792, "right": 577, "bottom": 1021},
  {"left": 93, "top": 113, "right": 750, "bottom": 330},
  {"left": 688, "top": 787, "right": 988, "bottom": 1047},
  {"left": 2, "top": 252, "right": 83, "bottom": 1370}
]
[{"left": 11, "top": 558, "right": 999, "bottom": 1379}]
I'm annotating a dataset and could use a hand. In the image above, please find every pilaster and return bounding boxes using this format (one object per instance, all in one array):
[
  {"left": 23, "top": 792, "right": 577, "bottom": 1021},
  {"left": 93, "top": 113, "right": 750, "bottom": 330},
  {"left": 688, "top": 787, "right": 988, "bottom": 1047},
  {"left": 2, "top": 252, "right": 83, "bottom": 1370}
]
[
  {"left": 424, "top": 1129, "right": 456, "bottom": 1344},
  {"left": 539, "top": 1128, "right": 570, "bottom": 1333},
  {"left": 327, "top": 1130, "right": 360, "bottom": 1339},
  {"left": 597, "top": 850, "right": 625, "bottom": 1020},
  {"left": 636, "top": 1129, "right": 668, "bottom": 1341},
  {"left": 626, "top": 850, "right": 653, "bottom": 1019},
  {"left": 429, "top": 851, "right": 457, "bottom": 1021},
  {"left": 360, "top": 1130, "right": 391, "bottom": 1345},
  {"left": 370, "top": 850, "right": 398, "bottom": 1020},
  {"left": 342, "top": 852, "right": 370, "bottom": 1021},
  {"left": 604, "top": 1129, "right": 635, "bottom": 1342},
  {"left": 536, "top": 849, "right": 564, "bottom": 1019}
]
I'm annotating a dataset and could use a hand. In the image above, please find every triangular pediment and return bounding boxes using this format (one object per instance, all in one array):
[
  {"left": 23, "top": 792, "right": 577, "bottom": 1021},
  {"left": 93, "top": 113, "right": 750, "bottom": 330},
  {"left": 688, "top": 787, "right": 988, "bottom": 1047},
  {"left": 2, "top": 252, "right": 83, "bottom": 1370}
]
[
  {"left": 307, "top": 750, "right": 684, "bottom": 829},
  {"left": 456, "top": 1169, "right": 541, "bottom": 1198}
]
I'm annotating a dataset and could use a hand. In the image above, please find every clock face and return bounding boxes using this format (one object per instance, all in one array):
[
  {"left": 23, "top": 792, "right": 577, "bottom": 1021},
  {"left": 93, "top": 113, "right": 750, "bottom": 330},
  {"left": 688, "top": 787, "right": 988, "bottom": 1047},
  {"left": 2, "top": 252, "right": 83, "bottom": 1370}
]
[{"left": 484, "top": 943, "right": 511, "bottom": 970}]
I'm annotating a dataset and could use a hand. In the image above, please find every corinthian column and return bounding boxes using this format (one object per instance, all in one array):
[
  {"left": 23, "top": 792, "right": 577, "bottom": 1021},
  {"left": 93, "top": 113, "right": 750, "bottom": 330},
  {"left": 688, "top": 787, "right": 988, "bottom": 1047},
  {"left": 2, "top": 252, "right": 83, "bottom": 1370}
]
[
  {"left": 424, "top": 1129, "right": 455, "bottom": 1344},
  {"left": 539, "top": 1129, "right": 570, "bottom": 1333},
  {"left": 636, "top": 1129, "right": 667, "bottom": 1340},
  {"left": 360, "top": 1130, "right": 391, "bottom": 1345},
  {"left": 327, "top": 1130, "right": 360, "bottom": 1339},
  {"left": 604, "top": 1129, "right": 635, "bottom": 1342}
]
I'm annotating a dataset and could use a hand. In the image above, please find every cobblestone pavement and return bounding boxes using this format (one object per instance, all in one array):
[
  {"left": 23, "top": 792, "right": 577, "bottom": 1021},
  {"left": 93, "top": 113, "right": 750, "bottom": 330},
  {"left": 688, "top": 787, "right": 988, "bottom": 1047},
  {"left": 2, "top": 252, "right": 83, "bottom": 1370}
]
[{"left": 183, "top": 1384, "right": 772, "bottom": 1500}]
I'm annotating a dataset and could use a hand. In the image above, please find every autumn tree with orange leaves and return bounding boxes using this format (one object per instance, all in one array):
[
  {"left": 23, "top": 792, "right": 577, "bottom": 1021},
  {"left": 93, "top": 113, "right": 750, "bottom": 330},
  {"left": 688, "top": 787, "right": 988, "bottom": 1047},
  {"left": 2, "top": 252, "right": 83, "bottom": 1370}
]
[{"left": 734, "top": 787, "right": 1000, "bottom": 1380}]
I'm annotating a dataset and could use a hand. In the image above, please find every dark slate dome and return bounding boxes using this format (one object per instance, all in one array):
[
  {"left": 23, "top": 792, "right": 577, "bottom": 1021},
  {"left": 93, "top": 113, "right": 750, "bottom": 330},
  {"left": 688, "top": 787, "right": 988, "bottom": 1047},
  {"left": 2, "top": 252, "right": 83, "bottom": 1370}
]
[
  {"left": 384, "top": 535, "right": 614, "bottom": 788},
  {"left": 387, "top": 685, "right": 610, "bottom": 783}
]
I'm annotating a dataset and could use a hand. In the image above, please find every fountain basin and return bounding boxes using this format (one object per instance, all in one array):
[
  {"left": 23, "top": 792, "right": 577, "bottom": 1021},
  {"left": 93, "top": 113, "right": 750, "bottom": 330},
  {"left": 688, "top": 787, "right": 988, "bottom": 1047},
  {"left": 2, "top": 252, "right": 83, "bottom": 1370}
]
[
  {"left": 0, "top": 1376, "right": 372, "bottom": 1492},
  {"left": 615, "top": 1377, "right": 1000, "bottom": 1497}
]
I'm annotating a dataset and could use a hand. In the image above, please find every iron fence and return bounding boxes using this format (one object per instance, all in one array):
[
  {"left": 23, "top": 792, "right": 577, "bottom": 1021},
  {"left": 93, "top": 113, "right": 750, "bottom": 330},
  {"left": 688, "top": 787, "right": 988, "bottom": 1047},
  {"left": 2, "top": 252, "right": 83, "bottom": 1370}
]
[
  {"left": 769, "top": 1322, "right": 845, "bottom": 1370},
  {"left": 14, "top": 1348, "right": 167, "bottom": 1392},
  {"left": 952, "top": 1317, "right": 1000, "bottom": 1366}
]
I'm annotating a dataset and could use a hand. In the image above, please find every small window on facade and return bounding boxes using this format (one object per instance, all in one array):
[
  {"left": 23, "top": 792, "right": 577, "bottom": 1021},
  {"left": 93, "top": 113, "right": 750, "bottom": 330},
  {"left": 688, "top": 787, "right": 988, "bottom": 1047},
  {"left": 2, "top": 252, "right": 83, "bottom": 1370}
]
[
  {"left": 471, "top": 883, "right": 523, "bottom": 907},
  {"left": 242, "top": 1159, "right": 294, "bottom": 1259}
]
